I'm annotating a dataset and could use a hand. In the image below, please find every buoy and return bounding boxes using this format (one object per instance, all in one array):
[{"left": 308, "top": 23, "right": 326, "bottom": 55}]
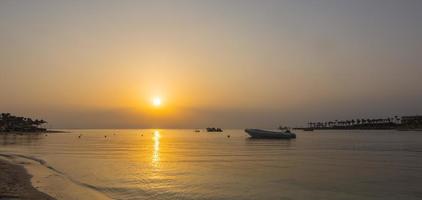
[{"left": 227, "top": 135, "right": 230, "bottom": 138}]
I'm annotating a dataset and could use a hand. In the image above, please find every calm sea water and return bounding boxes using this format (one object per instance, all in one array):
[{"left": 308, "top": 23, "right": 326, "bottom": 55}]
[{"left": 1, "top": 129, "right": 422, "bottom": 200}]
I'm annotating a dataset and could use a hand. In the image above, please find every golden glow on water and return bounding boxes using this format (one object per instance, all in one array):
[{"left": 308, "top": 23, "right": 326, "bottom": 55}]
[
  {"left": 152, "top": 130, "right": 160, "bottom": 165},
  {"left": 2, "top": 130, "right": 420, "bottom": 200}
]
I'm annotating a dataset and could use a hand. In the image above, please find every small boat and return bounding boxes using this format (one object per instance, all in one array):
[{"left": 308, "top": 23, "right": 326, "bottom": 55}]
[
  {"left": 194, "top": 129, "right": 200, "bottom": 132},
  {"left": 206, "top": 127, "right": 223, "bottom": 132},
  {"left": 245, "top": 129, "right": 296, "bottom": 139}
]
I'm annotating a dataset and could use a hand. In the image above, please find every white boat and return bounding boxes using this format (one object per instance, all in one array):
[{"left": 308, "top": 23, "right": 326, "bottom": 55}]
[{"left": 244, "top": 129, "right": 296, "bottom": 139}]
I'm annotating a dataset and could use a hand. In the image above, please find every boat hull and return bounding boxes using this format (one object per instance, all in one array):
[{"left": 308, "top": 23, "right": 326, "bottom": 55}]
[{"left": 245, "top": 129, "right": 296, "bottom": 139}]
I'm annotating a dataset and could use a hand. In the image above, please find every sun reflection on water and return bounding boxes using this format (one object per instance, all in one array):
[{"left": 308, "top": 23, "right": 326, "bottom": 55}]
[{"left": 152, "top": 130, "right": 160, "bottom": 165}]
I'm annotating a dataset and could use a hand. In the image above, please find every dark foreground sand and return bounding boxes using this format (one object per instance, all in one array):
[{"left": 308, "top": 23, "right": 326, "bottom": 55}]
[{"left": 0, "top": 159, "right": 54, "bottom": 200}]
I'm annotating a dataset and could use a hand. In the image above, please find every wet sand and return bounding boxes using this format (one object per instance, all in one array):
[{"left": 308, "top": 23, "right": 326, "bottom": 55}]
[
  {"left": 0, "top": 159, "right": 54, "bottom": 200},
  {"left": 0, "top": 153, "right": 112, "bottom": 200}
]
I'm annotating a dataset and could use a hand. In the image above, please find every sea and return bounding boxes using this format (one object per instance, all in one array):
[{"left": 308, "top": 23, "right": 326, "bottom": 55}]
[{"left": 1, "top": 129, "right": 422, "bottom": 200}]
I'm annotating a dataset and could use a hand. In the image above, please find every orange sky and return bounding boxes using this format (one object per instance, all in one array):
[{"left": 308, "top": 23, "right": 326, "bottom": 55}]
[{"left": 1, "top": 1, "right": 421, "bottom": 128}]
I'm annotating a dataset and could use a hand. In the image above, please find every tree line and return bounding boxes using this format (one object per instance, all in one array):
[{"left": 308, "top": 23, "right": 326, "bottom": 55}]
[
  {"left": 308, "top": 116, "right": 401, "bottom": 129},
  {"left": 0, "top": 113, "right": 47, "bottom": 132}
]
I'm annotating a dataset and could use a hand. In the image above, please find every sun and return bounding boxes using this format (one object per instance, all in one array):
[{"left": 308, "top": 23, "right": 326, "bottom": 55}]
[{"left": 152, "top": 97, "right": 161, "bottom": 107}]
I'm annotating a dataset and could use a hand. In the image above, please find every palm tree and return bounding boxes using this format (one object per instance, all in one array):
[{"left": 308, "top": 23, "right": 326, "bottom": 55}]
[{"left": 395, "top": 116, "right": 401, "bottom": 124}]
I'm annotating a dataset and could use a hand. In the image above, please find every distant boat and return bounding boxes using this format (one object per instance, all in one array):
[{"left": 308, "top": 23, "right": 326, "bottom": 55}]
[
  {"left": 206, "top": 127, "right": 223, "bottom": 132},
  {"left": 245, "top": 129, "right": 296, "bottom": 139},
  {"left": 194, "top": 129, "right": 201, "bottom": 132}
]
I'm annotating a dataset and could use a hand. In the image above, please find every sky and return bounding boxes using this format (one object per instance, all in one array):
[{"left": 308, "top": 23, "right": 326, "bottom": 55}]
[{"left": 1, "top": 0, "right": 421, "bottom": 129}]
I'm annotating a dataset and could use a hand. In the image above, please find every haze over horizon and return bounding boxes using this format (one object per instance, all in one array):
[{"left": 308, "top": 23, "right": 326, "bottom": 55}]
[{"left": 1, "top": 0, "right": 422, "bottom": 129}]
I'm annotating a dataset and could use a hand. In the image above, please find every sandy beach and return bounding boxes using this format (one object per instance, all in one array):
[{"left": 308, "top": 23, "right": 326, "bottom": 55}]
[
  {"left": 0, "top": 153, "right": 112, "bottom": 200},
  {"left": 0, "top": 159, "right": 54, "bottom": 200}
]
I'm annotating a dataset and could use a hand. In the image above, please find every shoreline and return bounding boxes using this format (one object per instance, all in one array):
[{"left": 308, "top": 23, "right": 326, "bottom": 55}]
[
  {"left": 0, "top": 158, "right": 55, "bottom": 200},
  {"left": 0, "top": 154, "right": 112, "bottom": 200}
]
